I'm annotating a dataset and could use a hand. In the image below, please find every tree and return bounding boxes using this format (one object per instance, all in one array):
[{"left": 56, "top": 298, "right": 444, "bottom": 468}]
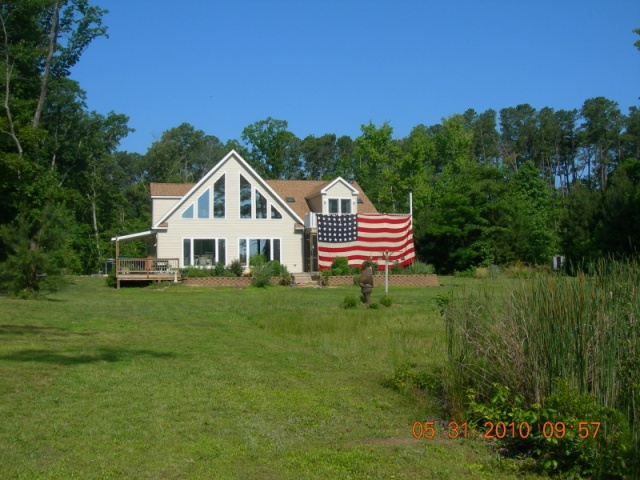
[
  {"left": 354, "top": 121, "right": 405, "bottom": 212},
  {"left": 144, "top": 123, "right": 225, "bottom": 183},
  {"left": 0, "top": 202, "right": 72, "bottom": 296},
  {"left": 241, "top": 117, "right": 301, "bottom": 179},
  {"left": 300, "top": 133, "right": 338, "bottom": 180},
  {"left": 499, "top": 104, "right": 538, "bottom": 171}
]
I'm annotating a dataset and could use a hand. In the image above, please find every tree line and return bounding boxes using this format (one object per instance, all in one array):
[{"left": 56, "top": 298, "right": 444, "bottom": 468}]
[{"left": 0, "top": 1, "right": 638, "bottom": 293}]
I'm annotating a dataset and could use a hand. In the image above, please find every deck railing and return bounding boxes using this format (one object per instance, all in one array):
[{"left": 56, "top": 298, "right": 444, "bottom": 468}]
[{"left": 116, "top": 257, "right": 180, "bottom": 276}]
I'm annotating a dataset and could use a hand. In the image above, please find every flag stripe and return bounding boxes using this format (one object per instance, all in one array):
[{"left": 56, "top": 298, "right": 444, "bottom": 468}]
[{"left": 317, "top": 213, "right": 416, "bottom": 270}]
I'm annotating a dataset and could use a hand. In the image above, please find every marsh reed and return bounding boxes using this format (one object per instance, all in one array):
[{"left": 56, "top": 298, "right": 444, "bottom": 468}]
[{"left": 446, "top": 258, "right": 639, "bottom": 457}]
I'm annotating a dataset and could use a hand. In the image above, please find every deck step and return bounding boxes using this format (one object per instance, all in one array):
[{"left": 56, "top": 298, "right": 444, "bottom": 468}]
[{"left": 290, "top": 273, "right": 318, "bottom": 286}]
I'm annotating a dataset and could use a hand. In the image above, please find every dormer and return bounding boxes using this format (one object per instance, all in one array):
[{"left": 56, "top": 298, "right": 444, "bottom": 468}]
[{"left": 305, "top": 177, "right": 359, "bottom": 214}]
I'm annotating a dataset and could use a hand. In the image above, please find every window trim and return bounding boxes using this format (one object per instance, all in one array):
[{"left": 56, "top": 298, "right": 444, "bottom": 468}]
[
  {"left": 239, "top": 173, "right": 284, "bottom": 220},
  {"left": 182, "top": 237, "right": 227, "bottom": 267},
  {"left": 327, "top": 197, "right": 353, "bottom": 214},
  {"left": 238, "top": 237, "right": 282, "bottom": 269}
]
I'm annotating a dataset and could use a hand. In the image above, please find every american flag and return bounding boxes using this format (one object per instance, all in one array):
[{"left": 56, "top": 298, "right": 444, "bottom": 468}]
[{"left": 317, "top": 213, "right": 416, "bottom": 270}]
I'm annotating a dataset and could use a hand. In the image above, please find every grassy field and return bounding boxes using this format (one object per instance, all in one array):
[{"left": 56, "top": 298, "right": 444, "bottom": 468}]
[{"left": 0, "top": 276, "right": 541, "bottom": 479}]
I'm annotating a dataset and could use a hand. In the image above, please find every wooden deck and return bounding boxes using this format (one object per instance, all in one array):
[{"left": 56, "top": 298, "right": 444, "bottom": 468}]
[{"left": 116, "top": 258, "right": 181, "bottom": 289}]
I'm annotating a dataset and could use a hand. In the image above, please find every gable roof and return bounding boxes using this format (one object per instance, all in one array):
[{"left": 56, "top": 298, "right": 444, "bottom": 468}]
[
  {"left": 149, "top": 150, "right": 379, "bottom": 227},
  {"left": 150, "top": 183, "right": 193, "bottom": 197},
  {"left": 266, "top": 179, "right": 377, "bottom": 219}
]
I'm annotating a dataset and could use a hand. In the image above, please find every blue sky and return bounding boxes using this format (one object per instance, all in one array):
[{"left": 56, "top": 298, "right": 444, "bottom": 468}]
[{"left": 70, "top": 0, "right": 640, "bottom": 154}]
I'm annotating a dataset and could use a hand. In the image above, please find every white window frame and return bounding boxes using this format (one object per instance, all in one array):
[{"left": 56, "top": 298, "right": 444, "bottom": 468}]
[
  {"left": 238, "top": 238, "right": 282, "bottom": 269},
  {"left": 328, "top": 197, "right": 353, "bottom": 214},
  {"left": 239, "top": 174, "right": 283, "bottom": 220},
  {"left": 182, "top": 237, "right": 227, "bottom": 267}
]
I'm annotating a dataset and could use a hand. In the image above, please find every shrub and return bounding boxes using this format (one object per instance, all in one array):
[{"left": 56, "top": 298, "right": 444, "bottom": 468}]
[
  {"left": 249, "top": 254, "right": 267, "bottom": 268},
  {"left": 213, "top": 262, "right": 225, "bottom": 276},
  {"left": 390, "top": 261, "right": 403, "bottom": 275},
  {"left": 182, "top": 266, "right": 209, "bottom": 278},
  {"left": 341, "top": 295, "right": 358, "bottom": 309},
  {"left": 453, "top": 267, "right": 476, "bottom": 278},
  {"left": 379, "top": 295, "right": 393, "bottom": 307},
  {"left": 466, "top": 382, "right": 633, "bottom": 477},
  {"left": 320, "top": 269, "right": 331, "bottom": 286},
  {"left": 105, "top": 269, "right": 117, "bottom": 288},
  {"left": 362, "top": 258, "right": 378, "bottom": 272},
  {"left": 226, "top": 259, "right": 244, "bottom": 277},
  {"left": 250, "top": 263, "right": 272, "bottom": 288},
  {"left": 405, "top": 261, "right": 435, "bottom": 275},
  {"left": 331, "top": 257, "right": 350, "bottom": 276},
  {"left": 368, "top": 302, "right": 380, "bottom": 309}
]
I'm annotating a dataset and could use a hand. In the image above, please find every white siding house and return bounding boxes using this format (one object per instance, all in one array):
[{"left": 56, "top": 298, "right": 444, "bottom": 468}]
[{"left": 128, "top": 150, "right": 378, "bottom": 273}]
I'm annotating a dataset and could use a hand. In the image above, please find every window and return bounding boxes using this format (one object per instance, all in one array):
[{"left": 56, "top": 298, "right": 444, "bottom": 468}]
[
  {"left": 182, "top": 204, "right": 194, "bottom": 219},
  {"left": 213, "top": 175, "right": 225, "bottom": 218},
  {"left": 256, "top": 190, "right": 267, "bottom": 219},
  {"left": 182, "top": 238, "right": 226, "bottom": 267},
  {"left": 238, "top": 238, "right": 281, "bottom": 269},
  {"left": 271, "top": 206, "right": 282, "bottom": 219},
  {"left": 198, "top": 189, "right": 210, "bottom": 218},
  {"left": 328, "top": 198, "right": 352, "bottom": 214},
  {"left": 183, "top": 238, "right": 191, "bottom": 266},
  {"left": 240, "top": 175, "right": 251, "bottom": 218}
]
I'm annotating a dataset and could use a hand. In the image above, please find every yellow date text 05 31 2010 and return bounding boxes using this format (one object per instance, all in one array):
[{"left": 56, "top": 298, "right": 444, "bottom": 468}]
[{"left": 411, "top": 421, "right": 601, "bottom": 440}]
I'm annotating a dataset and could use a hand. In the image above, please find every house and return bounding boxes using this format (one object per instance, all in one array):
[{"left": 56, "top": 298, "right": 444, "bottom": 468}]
[{"left": 113, "top": 150, "right": 381, "bottom": 277}]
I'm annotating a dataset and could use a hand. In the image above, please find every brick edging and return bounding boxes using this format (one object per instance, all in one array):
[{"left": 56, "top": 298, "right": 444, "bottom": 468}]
[
  {"left": 183, "top": 274, "right": 439, "bottom": 287},
  {"left": 324, "top": 274, "right": 440, "bottom": 286}
]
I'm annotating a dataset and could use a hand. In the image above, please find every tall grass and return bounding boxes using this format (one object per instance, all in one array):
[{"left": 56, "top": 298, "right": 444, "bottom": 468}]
[{"left": 446, "top": 258, "right": 639, "bottom": 461}]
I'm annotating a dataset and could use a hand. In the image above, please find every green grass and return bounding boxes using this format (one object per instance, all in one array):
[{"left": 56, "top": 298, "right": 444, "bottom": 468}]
[{"left": 0, "top": 276, "right": 538, "bottom": 479}]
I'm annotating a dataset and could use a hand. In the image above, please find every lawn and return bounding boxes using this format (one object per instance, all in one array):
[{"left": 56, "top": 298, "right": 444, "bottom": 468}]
[{"left": 0, "top": 277, "right": 540, "bottom": 479}]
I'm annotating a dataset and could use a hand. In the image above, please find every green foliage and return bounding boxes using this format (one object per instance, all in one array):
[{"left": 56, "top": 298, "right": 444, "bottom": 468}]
[
  {"left": 445, "top": 259, "right": 640, "bottom": 476},
  {"left": 330, "top": 256, "right": 350, "bottom": 275},
  {"left": 466, "top": 383, "right": 633, "bottom": 477},
  {"left": 227, "top": 259, "right": 244, "bottom": 277},
  {"left": 404, "top": 260, "right": 435, "bottom": 275},
  {"left": 453, "top": 267, "right": 476, "bottom": 278},
  {"left": 433, "top": 294, "right": 450, "bottom": 316},
  {"left": 341, "top": 295, "right": 358, "bottom": 309},
  {"left": 361, "top": 258, "right": 378, "bottom": 271},
  {"left": 379, "top": 295, "right": 393, "bottom": 307},
  {"left": 384, "top": 363, "right": 444, "bottom": 398},
  {"left": 250, "top": 263, "right": 272, "bottom": 288},
  {"left": 390, "top": 261, "right": 403, "bottom": 275},
  {"left": 0, "top": 203, "right": 71, "bottom": 297}
]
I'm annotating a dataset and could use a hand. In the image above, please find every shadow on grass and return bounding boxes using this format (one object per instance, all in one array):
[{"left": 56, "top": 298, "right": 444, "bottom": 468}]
[
  {"left": 0, "top": 347, "right": 176, "bottom": 365},
  {"left": 0, "top": 325, "right": 92, "bottom": 336}
]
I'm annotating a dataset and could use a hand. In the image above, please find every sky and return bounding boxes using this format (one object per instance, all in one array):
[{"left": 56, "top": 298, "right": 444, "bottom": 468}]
[{"left": 69, "top": 0, "right": 640, "bottom": 155}]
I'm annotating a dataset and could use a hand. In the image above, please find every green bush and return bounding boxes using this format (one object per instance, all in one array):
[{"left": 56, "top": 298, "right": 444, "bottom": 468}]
[
  {"left": 249, "top": 254, "right": 267, "bottom": 268},
  {"left": 105, "top": 269, "right": 117, "bottom": 288},
  {"left": 405, "top": 261, "right": 435, "bottom": 275},
  {"left": 182, "top": 266, "right": 209, "bottom": 278},
  {"left": 226, "top": 259, "right": 244, "bottom": 277},
  {"left": 379, "top": 295, "right": 393, "bottom": 307},
  {"left": 453, "top": 267, "right": 476, "bottom": 278},
  {"left": 390, "top": 261, "right": 403, "bottom": 275},
  {"left": 331, "top": 257, "right": 350, "bottom": 276},
  {"left": 362, "top": 258, "right": 378, "bottom": 272},
  {"left": 213, "top": 262, "right": 225, "bottom": 276},
  {"left": 341, "top": 295, "right": 358, "bottom": 309},
  {"left": 466, "top": 383, "right": 634, "bottom": 477},
  {"left": 250, "top": 263, "right": 272, "bottom": 288}
]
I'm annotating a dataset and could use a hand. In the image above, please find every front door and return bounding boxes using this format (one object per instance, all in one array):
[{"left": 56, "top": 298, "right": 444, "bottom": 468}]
[{"left": 304, "top": 231, "right": 318, "bottom": 272}]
